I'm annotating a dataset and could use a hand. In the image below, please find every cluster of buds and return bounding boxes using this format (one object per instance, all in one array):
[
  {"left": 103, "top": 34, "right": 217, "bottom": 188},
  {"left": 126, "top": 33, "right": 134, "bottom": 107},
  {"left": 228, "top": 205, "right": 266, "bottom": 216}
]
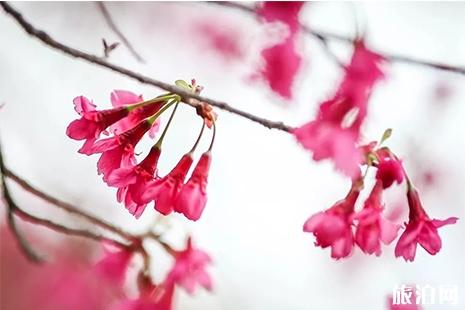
[
  {"left": 303, "top": 129, "right": 458, "bottom": 261},
  {"left": 66, "top": 79, "right": 216, "bottom": 221}
]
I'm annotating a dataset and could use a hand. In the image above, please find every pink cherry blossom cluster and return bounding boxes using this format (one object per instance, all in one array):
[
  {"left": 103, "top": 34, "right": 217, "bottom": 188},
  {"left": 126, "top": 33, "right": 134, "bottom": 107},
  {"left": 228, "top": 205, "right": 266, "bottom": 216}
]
[
  {"left": 97, "top": 238, "right": 212, "bottom": 310},
  {"left": 302, "top": 135, "right": 458, "bottom": 261},
  {"left": 292, "top": 38, "right": 457, "bottom": 261},
  {"left": 66, "top": 80, "right": 216, "bottom": 221}
]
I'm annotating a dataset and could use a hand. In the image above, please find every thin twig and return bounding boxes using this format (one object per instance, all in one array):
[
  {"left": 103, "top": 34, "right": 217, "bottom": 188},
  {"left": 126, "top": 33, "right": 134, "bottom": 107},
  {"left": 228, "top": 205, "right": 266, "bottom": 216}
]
[
  {"left": 13, "top": 206, "right": 130, "bottom": 249},
  {"left": 211, "top": 1, "right": 465, "bottom": 75},
  {"left": 0, "top": 2, "right": 293, "bottom": 132},
  {"left": 4, "top": 168, "right": 134, "bottom": 241},
  {"left": 0, "top": 142, "right": 43, "bottom": 263},
  {"left": 96, "top": 1, "right": 145, "bottom": 63}
]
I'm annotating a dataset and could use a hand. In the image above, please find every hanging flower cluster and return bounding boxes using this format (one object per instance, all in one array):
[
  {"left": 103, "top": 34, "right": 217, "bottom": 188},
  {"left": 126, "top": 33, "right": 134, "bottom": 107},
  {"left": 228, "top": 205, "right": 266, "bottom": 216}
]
[
  {"left": 294, "top": 40, "right": 385, "bottom": 177},
  {"left": 66, "top": 79, "right": 216, "bottom": 221},
  {"left": 303, "top": 130, "right": 458, "bottom": 261},
  {"left": 97, "top": 238, "right": 212, "bottom": 310}
]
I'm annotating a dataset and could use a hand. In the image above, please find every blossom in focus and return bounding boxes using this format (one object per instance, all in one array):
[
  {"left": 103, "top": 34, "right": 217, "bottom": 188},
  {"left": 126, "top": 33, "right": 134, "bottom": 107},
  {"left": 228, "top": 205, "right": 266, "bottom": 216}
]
[
  {"left": 256, "top": 1, "right": 304, "bottom": 99},
  {"left": 294, "top": 41, "right": 385, "bottom": 177},
  {"left": 142, "top": 154, "right": 194, "bottom": 216},
  {"left": 66, "top": 96, "right": 129, "bottom": 155},
  {"left": 110, "top": 90, "right": 162, "bottom": 138},
  {"left": 394, "top": 187, "right": 458, "bottom": 261},
  {"left": 175, "top": 152, "right": 212, "bottom": 221},
  {"left": 88, "top": 121, "right": 152, "bottom": 182},
  {"left": 303, "top": 184, "right": 360, "bottom": 259},
  {"left": 354, "top": 181, "right": 401, "bottom": 256},
  {"left": 166, "top": 238, "right": 213, "bottom": 294},
  {"left": 107, "top": 146, "right": 162, "bottom": 218}
]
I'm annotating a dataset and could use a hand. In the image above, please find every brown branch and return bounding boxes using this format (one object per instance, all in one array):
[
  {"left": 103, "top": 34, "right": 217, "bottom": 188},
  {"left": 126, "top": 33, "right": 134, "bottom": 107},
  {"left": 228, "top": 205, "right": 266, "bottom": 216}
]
[
  {"left": 96, "top": 1, "right": 145, "bottom": 63},
  {"left": 0, "top": 142, "right": 44, "bottom": 263},
  {"left": 13, "top": 206, "right": 130, "bottom": 249},
  {"left": 4, "top": 168, "right": 136, "bottom": 241},
  {"left": 212, "top": 1, "right": 465, "bottom": 75},
  {"left": 0, "top": 2, "right": 292, "bottom": 132}
]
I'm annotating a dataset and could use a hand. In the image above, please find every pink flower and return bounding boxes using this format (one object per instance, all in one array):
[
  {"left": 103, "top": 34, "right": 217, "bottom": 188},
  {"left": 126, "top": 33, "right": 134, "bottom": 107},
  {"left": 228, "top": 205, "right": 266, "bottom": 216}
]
[
  {"left": 259, "top": 39, "right": 302, "bottom": 100},
  {"left": 376, "top": 157, "right": 404, "bottom": 189},
  {"left": 142, "top": 154, "right": 193, "bottom": 216},
  {"left": 394, "top": 188, "right": 458, "bottom": 261},
  {"left": 194, "top": 20, "right": 244, "bottom": 61},
  {"left": 303, "top": 184, "right": 360, "bottom": 259},
  {"left": 88, "top": 121, "right": 151, "bottom": 182},
  {"left": 112, "top": 282, "right": 174, "bottom": 310},
  {"left": 166, "top": 238, "right": 212, "bottom": 294},
  {"left": 354, "top": 181, "right": 401, "bottom": 256},
  {"left": 110, "top": 90, "right": 162, "bottom": 138},
  {"left": 66, "top": 96, "right": 129, "bottom": 155},
  {"left": 108, "top": 146, "right": 162, "bottom": 218},
  {"left": 293, "top": 120, "right": 361, "bottom": 177},
  {"left": 94, "top": 243, "right": 134, "bottom": 286},
  {"left": 257, "top": 2, "right": 304, "bottom": 99},
  {"left": 293, "top": 41, "right": 385, "bottom": 177},
  {"left": 174, "top": 152, "right": 211, "bottom": 221},
  {"left": 258, "top": 2, "right": 304, "bottom": 33}
]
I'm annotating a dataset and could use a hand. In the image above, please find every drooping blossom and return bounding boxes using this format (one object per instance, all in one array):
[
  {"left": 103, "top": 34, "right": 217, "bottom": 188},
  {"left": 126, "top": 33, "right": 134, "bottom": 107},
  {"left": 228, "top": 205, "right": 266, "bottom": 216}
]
[
  {"left": 107, "top": 146, "right": 162, "bottom": 218},
  {"left": 66, "top": 96, "right": 130, "bottom": 155},
  {"left": 142, "top": 154, "right": 193, "bottom": 216},
  {"left": 94, "top": 243, "right": 135, "bottom": 286},
  {"left": 256, "top": 2, "right": 304, "bottom": 99},
  {"left": 166, "top": 238, "right": 212, "bottom": 294},
  {"left": 293, "top": 41, "right": 385, "bottom": 177},
  {"left": 303, "top": 182, "right": 361, "bottom": 259},
  {"left": 88, "top": 120, "right": 152, "bottom": 182},
  {"left": 394, "top": 187, "right": 458, "bottom": 261},
  {"left": 110, "top": 90, "right": 162, "bottom": 138},
  {"left": 353, "top": 181, "right": 401, "bottom": 256},
  {"left": 376, "top": 157, "right": 404, "bottom": 189},
  {"left": 175, "top": 152, "right": 211, "bottom": 221}
]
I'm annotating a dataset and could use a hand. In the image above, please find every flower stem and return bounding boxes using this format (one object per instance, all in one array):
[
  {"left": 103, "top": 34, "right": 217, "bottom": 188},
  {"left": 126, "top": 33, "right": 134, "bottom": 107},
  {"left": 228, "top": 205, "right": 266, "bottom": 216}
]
[
  {"left": 127, "top": 93, "right": 177, "bottom": 112},
  {"left": 208, "top": 122, "right": 216, "bottom": 152},
  {"left": 147, "top": 96, "right": 180, "bottom": 125},
  {"left": 154, "top": 101, "right": 180, "bottom": 148},
  {"left": 189, "top": 122, "right": 206, "bottom": 154}
]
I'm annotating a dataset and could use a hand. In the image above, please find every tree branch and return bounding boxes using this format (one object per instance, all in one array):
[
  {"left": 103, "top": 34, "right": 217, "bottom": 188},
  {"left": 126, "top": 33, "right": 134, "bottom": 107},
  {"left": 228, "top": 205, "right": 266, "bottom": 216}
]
[
  {"left": 96, "top": 1, "right": 145, "bottom": 63},
  {"left": 1, "top": 142, "right": 44, "bottom": 263},
  {"left": 4, "top": 167, "right": 136, "bottom": 242},
  {"left": 12, "top": 205, "right": 130, "bottom": 249},
  {"left": 0, "top": 2, "right": 293, "bottom": 132},
  {"left": 211, "top": 1, "right": 465, "bottom": 75}
]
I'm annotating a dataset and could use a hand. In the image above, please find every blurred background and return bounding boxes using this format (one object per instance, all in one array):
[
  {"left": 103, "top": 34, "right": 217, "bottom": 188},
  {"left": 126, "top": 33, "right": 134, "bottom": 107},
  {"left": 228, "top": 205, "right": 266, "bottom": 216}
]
[{"left": 1, "top": 2, "right": 464, "bottom": 309}]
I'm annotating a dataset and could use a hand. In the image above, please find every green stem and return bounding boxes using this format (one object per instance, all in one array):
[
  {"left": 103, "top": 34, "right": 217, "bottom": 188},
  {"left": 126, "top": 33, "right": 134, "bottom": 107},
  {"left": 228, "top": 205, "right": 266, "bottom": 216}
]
[
  {"left": 154, "top": 101, "right": 180, "bottom": 148},
  {"left": 147, "top": 97, "right": 179, "bottom": 125},
  {"left": 127, "top": 93, "right": 176, "bottom": 112}
]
